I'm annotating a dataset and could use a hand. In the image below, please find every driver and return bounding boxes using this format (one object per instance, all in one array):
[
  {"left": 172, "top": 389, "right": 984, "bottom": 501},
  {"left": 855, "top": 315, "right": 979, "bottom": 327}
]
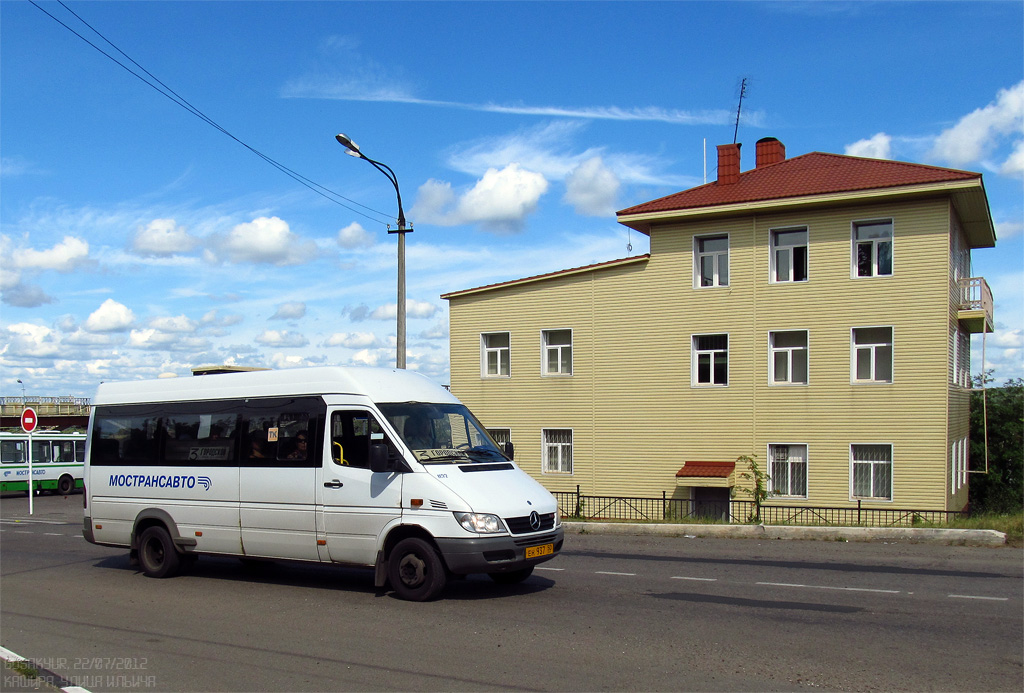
[{"left": 403, "top": 416, "right": 434, "bottom": 449}]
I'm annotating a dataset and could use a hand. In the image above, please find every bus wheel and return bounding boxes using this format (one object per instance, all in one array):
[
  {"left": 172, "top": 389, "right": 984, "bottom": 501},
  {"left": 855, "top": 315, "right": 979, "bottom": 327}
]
[
  {"left": 57, "top": 475, "right": 74, "bottom": 495},
  {"left": 388, "top": 538, "right": 446, "bottom": 601},
  {"left": 489, "top": 566, "right": 534, "bottom": 585},
  {"left": 138, "top": 526, "right": 182, "bottom": 578}
]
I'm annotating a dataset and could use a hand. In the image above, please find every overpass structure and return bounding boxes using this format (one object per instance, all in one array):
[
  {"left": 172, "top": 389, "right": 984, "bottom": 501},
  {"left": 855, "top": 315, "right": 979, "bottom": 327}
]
[{"left": 0, "top": 396, "right": 90, "bottom": 431}]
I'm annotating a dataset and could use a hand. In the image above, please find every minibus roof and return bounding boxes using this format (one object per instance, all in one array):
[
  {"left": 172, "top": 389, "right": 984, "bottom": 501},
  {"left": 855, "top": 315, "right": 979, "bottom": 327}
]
[{"left": 92, "top": 366, "right": 460, "bottom": 406}]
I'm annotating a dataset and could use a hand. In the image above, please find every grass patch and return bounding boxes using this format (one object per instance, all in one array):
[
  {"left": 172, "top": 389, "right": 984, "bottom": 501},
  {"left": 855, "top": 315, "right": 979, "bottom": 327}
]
[
  {"left": 5, "top": 660, "right": 39, "bottom": 679},
  {"left": 941, "top": 512, "right": 1023, "bottom": 546}
]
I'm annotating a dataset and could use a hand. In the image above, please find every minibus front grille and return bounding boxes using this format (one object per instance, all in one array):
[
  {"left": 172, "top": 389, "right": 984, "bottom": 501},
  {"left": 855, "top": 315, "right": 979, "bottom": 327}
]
[
  {"left": 512, "top": 533, "right": 559, "bottom": 547},
  {"left": 504, "top": 511, "right": 556, "bottom": 534}
]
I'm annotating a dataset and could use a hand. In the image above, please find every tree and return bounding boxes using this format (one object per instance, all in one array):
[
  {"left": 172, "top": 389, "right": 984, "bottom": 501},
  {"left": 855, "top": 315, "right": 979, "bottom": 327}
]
[{"left": 969, "top": 374, "right": 1023, "bottom": 514}]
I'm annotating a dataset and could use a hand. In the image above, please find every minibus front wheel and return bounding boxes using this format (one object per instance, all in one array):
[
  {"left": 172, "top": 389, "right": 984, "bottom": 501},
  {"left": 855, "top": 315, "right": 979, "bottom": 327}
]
[
  {"left": 138, "top": 525, "right": 182, "bottom": 578},
  {"left": 388, "top": 537, "right": 446, "bottom": 601}
]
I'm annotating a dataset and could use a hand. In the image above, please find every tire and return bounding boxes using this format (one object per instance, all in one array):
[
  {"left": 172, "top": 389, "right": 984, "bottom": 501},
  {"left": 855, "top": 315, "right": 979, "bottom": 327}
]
[
  {"left": 489, "top": 566, "right": 534, "bottom": 585},
  {"left": 387, "top": 537, "right": 447, "bottom": 601},
  {"left": 138, "top": 526, "right": 182, "bottom": 578},
  {"left": 57, "top": 475, "right": 74, "bottom": 495}
]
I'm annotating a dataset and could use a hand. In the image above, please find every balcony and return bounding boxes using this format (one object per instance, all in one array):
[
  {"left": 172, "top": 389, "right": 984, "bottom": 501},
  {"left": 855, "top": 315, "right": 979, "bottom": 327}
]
[{"left": 958, "top": 277, "right": 994, "bottom": 334}]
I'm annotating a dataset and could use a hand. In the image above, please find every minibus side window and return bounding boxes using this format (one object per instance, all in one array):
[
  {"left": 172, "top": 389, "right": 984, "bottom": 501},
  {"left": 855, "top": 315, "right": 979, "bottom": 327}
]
[
  {"left": 91, "top": 413, "right": 160, "bottom": 465},
  {"left": 163, "top": 412, "right": 238, "bottom": 464},
  {"left": 330, "top": 411, "right": 399, "bottom": 469}
]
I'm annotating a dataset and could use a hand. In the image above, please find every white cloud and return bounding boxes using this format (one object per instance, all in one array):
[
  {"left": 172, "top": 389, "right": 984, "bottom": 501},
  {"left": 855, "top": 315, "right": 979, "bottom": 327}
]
[
  {"left": 929, "top": 81, "right": 1024, "bottom": 174},
  {"left": 369, "top": 300, "right": 438, "bottom": 320},
  {"left": 995, "top": 218, "right": 1023, "bottom": 241},
  {"left": 412, "top": 164, "right": 549, "bottom": 232},
  {"left": 255, "top": 330, "right": 309, "bottom": 348},
  {"left": 845, "top": 133, "right": 892, "bottom": 160},
  {"left": 270, "top": 302, "right": 307, "bottom": 320},
  {"left": 1, "top": 283, "right": 56, "bottom": 308},
  {"left": 324, "top": 332, "right": 381, "bottom": 348},
  {"left": 201, "top": 309, "right": 244, "bottom": 327},
  {"left": 337, "top": 222, "right": 375, "bottom": 249},
  {"left": 131, "top": 219, "right": 199, "bottom": 257},
  {"left": 83, "top": 299, "right": 136, "bottom": 333},
  {"left": 1, "top": 323, "right": 62, "bottom": 359},
  {"left": 564, "top": 157, "right": 621, "bottom": 216},
  {"left": 218, "top": 216, "right": 318, "bottom": 266},
  {"left": 148, "top": 315, "right": 198, "bottom": 333},
  {"left": 12, "top": 236, "right": 89, "bottom": 272},
  {"left": 269, "top": 352, "right": 324, "bottom": 369}
]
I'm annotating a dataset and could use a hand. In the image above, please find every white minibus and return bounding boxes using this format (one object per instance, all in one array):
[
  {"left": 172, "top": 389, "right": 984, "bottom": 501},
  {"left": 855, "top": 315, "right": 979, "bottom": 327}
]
[{"left": 83, "top": 366, "right": 563, "bottom": 600}]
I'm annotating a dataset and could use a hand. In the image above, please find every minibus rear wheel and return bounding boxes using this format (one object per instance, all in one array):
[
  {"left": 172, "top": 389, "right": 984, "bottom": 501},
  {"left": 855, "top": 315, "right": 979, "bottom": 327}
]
[
  {"left": 388, "top": 537, "right": 446, "bottom": 601},
  {"left": 138, "top": 526, "right": 182, "bottom": 578}
]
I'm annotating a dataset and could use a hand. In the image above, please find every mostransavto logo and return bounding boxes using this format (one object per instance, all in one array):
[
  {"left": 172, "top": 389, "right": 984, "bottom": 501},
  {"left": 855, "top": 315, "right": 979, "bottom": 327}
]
[{"left": 108, "top": 474, "right": 212, "bottom": 491}]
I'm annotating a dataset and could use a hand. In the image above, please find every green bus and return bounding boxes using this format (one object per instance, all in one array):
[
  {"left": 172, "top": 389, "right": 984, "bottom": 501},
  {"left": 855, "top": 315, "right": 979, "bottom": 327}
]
[{"left": 1, "top": 431, "right": 86, "bottom": 495}]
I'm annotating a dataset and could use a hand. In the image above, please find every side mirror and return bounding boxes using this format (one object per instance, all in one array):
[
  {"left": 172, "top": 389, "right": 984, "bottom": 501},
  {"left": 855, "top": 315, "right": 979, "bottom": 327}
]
[
  {"left": 503, "top": 441, "right": 514, "bottom": 460},
  {"left": 369, "top": 443, "right": 390, "bottom": 473}
]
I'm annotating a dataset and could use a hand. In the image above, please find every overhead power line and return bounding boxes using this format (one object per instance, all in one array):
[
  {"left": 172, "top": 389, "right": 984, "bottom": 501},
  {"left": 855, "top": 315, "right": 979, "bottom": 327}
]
[{"left": 28, "top": 0, "right": 396, "bottom": 227}]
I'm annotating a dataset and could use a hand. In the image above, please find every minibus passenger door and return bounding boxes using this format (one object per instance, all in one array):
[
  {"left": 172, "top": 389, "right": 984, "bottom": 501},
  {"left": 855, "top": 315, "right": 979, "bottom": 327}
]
[{"left": 318, "top": 409, "right": 404, "bottom": 566}]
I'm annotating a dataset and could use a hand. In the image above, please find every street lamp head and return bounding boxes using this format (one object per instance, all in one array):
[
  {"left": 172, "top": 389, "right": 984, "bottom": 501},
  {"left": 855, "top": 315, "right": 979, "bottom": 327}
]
[{"left": 335, "top": 133, "right": 362, "bottom": 157}]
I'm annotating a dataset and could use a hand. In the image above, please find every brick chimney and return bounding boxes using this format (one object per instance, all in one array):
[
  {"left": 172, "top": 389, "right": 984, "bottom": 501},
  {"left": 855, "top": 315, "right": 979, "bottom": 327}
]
[
  {"left": 716, "top": 143, "right": 741, "bottom": 185},
  {"left": 755, "top": 137, "right": 786, "bottom": 168}
]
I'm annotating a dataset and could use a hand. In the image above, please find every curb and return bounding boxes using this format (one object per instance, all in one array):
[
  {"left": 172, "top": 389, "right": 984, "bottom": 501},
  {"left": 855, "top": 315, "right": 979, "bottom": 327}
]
[
  {"left": 562, "top": 521, "right": 1007, "bottom": 546},
  {"left": 1, "top": 646, "right": 91, "bottom": 693}
]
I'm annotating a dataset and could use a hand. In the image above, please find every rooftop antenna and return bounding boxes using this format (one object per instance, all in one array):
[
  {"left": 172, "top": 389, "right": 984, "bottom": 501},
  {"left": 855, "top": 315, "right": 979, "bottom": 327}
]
[{"left": 733, "top": 77, "right": 748, "bottom": 144}]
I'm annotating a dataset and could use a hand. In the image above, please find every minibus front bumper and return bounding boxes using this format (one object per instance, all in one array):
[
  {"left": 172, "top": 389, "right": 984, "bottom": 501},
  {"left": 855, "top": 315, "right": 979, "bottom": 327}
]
[{"left": 435, "top": 527, "right": 564, "bottom": 575}]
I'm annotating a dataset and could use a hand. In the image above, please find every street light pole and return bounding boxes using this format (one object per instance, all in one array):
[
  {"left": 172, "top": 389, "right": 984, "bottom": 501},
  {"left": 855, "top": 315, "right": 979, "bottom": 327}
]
[{"left": 335, "top": 133, "right": 409, "bottom": 369}]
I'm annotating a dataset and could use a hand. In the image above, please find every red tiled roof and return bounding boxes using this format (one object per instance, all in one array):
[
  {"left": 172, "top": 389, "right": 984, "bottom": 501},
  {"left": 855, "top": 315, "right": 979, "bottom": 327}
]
[
  {"left": 618, "top": 152, "right": 981, "bottom": 217},
  {"left": 676, "top": 461, "right": 736, "bottom": 478}
]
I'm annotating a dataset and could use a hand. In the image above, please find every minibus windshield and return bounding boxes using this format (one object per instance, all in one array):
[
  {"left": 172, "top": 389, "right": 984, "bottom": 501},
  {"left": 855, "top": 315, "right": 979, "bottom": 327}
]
[{"left": 377, "top": 402, "right": 508, "bottom": 464}]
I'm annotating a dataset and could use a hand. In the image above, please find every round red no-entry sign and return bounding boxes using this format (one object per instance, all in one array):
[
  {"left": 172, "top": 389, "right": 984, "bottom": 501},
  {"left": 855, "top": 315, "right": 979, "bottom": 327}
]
[{"left": 21, "top": 407, "right": 38, "bottom": 433}]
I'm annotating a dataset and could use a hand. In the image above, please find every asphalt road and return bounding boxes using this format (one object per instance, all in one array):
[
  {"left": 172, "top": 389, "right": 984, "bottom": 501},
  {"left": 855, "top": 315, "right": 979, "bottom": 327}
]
[{"left": 2, "top": 492, "right": 1021, "bottom": 692}]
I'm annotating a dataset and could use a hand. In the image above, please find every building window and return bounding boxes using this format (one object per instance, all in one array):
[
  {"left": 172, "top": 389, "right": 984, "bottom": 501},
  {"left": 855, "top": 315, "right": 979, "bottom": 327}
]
[
  {"left": 542, "top": 329, "right": 573, "bottom": 376},
  {"left": 770, "top": 330, "right": 808, "bottom": 385},
  {"left": 951, "top": 437, "right": 968, "bottom": 493},
  {"left": 542, "top": 429, "right": 572, "bottom": 474},
  {"left": 852, "top": 327, "right": 893, "bottom": 383},
  {"left": 488, "top": 428, "right": 511, "bottom": 446},
  {"left": 854, "top": 220, "right": 893, "bottom": 277},
  {"left": 851, "top": 444, "right": 892, "bottom": 500},
  {"left": 480, "top": 332, "right": 510, "bottom": 377},
  {"left": 769, "top": 444, "right": 808, "bottom": 498},
  {"left": 954, "top": 327, "right": 971, "bottom": 388},
  {"left": 771, "top": 228, "right": 808, "bottom": 283},
  {"left": 692, "top": 334, "right": 728, "bottom": 386},
  {"left": 695, "top": 234, "right": 729, "bottom": 287}
]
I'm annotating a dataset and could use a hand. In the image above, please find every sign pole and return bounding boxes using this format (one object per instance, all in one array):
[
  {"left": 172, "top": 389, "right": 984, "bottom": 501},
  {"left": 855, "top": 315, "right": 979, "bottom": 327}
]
[{"left": 21, "top": 407, "right": 38, "bottom": 515}]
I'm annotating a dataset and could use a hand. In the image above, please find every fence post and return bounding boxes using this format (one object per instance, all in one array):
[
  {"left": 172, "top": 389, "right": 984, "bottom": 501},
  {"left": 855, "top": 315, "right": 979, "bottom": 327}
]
[
  {"left": 662, "top": 490, "right": 667, "bottom": 521},
  {"left": 575, "top": 484, "right": 582, "bottom": 519},
  {"left": 857, "top": 499, "right": 862, "bottom": 525}
]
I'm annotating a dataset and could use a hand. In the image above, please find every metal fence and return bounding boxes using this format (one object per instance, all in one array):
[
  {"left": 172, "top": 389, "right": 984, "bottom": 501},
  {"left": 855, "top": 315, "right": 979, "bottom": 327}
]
[{"left": 554, "top": 487, "right": 968, "bottom": 528}]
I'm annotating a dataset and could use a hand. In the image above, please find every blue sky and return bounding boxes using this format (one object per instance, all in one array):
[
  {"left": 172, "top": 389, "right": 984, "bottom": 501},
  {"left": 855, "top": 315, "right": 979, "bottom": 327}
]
[{"left": 2, "top": 0, "right": 1022, "bottom": 398}]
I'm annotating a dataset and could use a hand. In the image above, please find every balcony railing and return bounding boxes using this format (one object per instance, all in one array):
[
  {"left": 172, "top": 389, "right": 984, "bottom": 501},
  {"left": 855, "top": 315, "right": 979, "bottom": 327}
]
[{"left": 958, "top": 277, "right": 994, "bottom": 333}]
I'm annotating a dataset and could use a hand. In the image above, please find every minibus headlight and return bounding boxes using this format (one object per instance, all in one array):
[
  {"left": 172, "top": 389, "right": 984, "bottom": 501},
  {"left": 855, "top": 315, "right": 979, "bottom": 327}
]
[
  {"left": 454, "top": 512, "right": 506, "bottom": 534},
  {"left": 554, "top": 511, "right": 562, "bottom": 527}
]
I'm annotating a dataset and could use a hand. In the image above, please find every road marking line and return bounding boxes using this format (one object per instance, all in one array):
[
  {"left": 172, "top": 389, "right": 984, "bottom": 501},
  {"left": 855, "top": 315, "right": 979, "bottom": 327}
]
[
  {"left": 948, "top": 594, "right": 1009, "bottom": 601},
  {"left": 596, "top": 571, "right": 636, "bottom": 576},
  {"left": 671, "top": 576, "right": 717, "bottom": 581},
  {"left": 536, "top": 567, "right": 564, "bottom": 571},
  {"left": 757, "top": 581, "right": 900, "bottom": 594},
  {"left": 44, "top": 533, "right": 64, "bottom": 536}
]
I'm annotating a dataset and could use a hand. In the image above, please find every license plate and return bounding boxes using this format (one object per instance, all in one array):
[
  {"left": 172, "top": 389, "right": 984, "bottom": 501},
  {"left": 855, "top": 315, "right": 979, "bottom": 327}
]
[{"left": 525, "top": 543, "right": 554, "bottom": 559}]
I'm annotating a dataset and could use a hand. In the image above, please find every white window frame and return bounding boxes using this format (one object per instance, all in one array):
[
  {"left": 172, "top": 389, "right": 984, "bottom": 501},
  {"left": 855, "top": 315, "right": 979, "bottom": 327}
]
[
  {"left": 769, "top": 330, "right": 809, "bottom": 385},
  {"left": 950, "top": 436, "right": 968, "bottom": 493},
  {"left": 850, "top": 443, "right": 893, "bottom": 501},
  {"left": 851, "top": 326, "right": 893, "bottom": 384},
  {"left": 852, "top": 219, "right": 894, "bottom": 278},
  {"left": 691, "top": 333, "right": 729, "bottom": 387},
  {"left": 767, "top": 443, "right": 808, "bottom": 499},
  {"left": 542, "top": 428, "right": 573, "bottom": 474},
  {"left": 480, "top": 332, "right": 511, "bottom": 378},
  {"left": 770, "top": 227, "right": 809, "bottom": 283},
  {"left": 541, "top": 329, "right": 573, "bottom": 376},
  {"left": 694, "top": 234, "right": 730, "bottom": 288},
  {"left": 954, "top": 326, "right": 970, "bottom": 388}
]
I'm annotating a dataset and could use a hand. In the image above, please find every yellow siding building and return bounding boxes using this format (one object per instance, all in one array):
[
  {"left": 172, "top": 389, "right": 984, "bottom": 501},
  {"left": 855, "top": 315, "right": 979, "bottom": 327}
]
[{"left": 443, "top": 138, "right": 995, "bottom": 514}]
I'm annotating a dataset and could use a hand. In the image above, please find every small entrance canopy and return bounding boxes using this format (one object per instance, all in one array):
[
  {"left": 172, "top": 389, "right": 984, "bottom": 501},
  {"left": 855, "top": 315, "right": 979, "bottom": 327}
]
[{"left": 676, "top": 461, "right": 736, "bottom": 488}]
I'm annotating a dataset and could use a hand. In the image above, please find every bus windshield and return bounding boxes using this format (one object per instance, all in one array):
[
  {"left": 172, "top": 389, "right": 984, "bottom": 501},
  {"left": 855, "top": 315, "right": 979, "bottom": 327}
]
[{"left": 377, "top": 402, "right": 508, "bottom": 464}]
